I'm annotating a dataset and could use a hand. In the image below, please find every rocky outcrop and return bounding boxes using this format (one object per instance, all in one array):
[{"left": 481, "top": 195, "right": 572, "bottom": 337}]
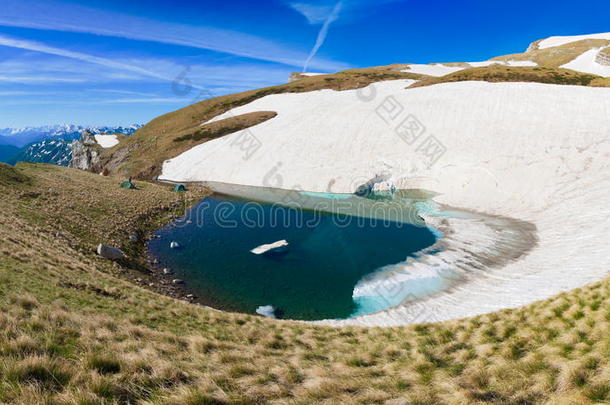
[
  {"left": 97, "top": 244, "right": 124, "bottom": 260},
  {"left": 354, "top": 175, "right": 396, "bottom": 198},
  {"left": 70, "top": 130, "right": 101, "bottom": 171},
  {"left": 289, "top": 72, "right": 306, "bottom": 82},
  {"left": 596, "top": 48, "right": 610, "bottom": 66},
  {"left": 525, "top": 39, "right": 542, "bottom": 53}
]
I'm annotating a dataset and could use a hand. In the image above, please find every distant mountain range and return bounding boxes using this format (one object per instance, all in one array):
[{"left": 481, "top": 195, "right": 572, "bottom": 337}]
[
  {"left": 7, "top": 139, "right": 73, "bottom": 166},
  {"left": 0, "top": 124, "right": 142, "bottom": 166},
  {"left": 0, "top": 124, "right": 142, "bottom": 147}
]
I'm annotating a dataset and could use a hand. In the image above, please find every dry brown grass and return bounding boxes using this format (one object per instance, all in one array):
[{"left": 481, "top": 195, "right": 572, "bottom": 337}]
[
  {"left": 493, "top": 39, "right": 610, "bottom": 67},
  {"left": 599, "top": 47, "right": 610, "bottom": 58},
  {"left": 591, "top": 77, "right": 610, "bottom": 87},
  {"left": 173, "top": 111, "right": 277, "bottom": 143},
  {"left": 2, "top": 163, "right": 610, "bottom": 403},
  {"left": 408, "top": 65, "right": 606, "bottom": 90}
]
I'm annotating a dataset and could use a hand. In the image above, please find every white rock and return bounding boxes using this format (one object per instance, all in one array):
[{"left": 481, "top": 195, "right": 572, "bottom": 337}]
[
  {"left": 96, "top": 244, "right": 124, "bottom": 260},
  {"left": 250, "top": 240, "right": 289, "bottom": 255}
]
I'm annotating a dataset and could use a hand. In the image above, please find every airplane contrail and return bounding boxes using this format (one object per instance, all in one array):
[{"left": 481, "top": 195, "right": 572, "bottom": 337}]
[{"left": 303, "top": 1, "right": 343, "bottom": 72}]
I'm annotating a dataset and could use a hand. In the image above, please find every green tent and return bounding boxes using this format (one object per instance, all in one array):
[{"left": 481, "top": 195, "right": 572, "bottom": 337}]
[
  {"left": 172, "top": 184, "right": 187, "bottom": 192},
  {"left": 120, "top": 180, "right": 136, "bottom": 189}
]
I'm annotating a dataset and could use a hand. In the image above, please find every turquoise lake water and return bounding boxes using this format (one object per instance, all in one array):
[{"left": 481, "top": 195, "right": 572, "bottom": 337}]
[{"left": 148, "top": 188, "right": 437, "bottom": 321}]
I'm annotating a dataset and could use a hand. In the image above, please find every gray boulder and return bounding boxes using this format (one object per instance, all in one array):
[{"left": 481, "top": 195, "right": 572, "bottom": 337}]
[{"left": 97, "top": 244, "right": 124, "bottom": 260}]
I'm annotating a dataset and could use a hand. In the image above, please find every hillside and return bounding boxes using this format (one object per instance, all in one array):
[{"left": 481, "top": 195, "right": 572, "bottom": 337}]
[
  {"left": 95, "top": 68, "right": 424, "bottom": 179},
  {"left": 2, "top": 163, "right": 610, "bottom": 404}
]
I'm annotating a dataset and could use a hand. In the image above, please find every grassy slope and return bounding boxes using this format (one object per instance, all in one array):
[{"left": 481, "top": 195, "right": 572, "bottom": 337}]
[
  {"left": 493, "top": 39, "right": 610, "bottom": 67},
  {"left": 98, "top": 68, "right": 424, "bottom": 180},
  {"left": 408, "top": 65, "right": 609, "bottom": 90},
  {"left": 2, "top": 163, "right": 610, "bottom": 404}
]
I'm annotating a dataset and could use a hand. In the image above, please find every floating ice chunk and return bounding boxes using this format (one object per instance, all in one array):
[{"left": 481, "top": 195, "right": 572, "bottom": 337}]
[
  {"left": 256, "top": 305, "right": 276, "bottom": 318},
  {"left": 250, "top": 240, "right": 288, "bottom": 255},
  {"left": 170, "top": 241, "right": 180, "bottom": 249},
  {"left": 372, "top": 180, "right": 396, "bottom": 194}
]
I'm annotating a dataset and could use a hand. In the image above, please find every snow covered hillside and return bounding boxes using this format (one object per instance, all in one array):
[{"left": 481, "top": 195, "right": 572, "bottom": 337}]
[
  {"left": 561, "top": 48, "right": 610, "bottom": 77},
  {"left": 536, "top": 32, "right": 610, "bottom": 49}
]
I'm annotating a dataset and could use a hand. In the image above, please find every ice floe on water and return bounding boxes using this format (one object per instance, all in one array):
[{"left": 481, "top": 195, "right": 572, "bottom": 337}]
[
  {"left": 256, "top": 305, "right": 276, "bottom": 318},
  {"left": 250, "top": 240, "right": 289, "bottom": 255}
]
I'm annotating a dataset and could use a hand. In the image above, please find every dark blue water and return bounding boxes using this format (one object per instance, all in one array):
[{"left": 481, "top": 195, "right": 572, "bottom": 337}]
[{"left": 148, "top": 192, "right": 437, "bottom": 320}]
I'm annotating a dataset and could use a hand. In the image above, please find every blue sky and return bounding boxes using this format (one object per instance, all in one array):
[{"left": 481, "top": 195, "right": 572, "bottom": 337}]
[{"left": 0, "top": 0, "right": 608, "bottom": 128}]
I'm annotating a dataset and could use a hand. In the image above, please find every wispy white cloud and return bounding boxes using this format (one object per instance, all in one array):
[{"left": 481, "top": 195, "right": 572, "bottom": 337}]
[
  {"left": 0, "top": 90, "right": 47, "bottom": 96},
  {"left": 90, "top": 89, "right": 159, "bottom": 97},
  {"left": 109, "top": 97, "right": 190, "bottom": 104},
  {"left": 0, "top": 74, "right": 86, "bottom": 83},
  {"left": 0, "top": 43, "right": 294, "bottom": 104},
  {"left": 0, "top": 0, "right": 348, "bottom": 72},
  {"left": 0, "top": 34, "right": 202, "bottom": 88}
]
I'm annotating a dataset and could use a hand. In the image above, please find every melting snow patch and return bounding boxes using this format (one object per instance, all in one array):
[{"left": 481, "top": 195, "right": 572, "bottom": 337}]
[
  {"left": 537, "top": 33, "right": 610, "bottom": 50},
  {"left": 561, "top": 48, "right": 610, "bottom": 77},
  {"left": 94, "top": 134, "right": 119, "bottom": 148}
]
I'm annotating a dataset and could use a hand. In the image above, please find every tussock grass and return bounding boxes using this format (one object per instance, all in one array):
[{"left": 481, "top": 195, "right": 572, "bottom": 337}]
[
  {"left": 494, "top": 38, "right": 610, "bottom": 67},
  {"left": 408, "top": 65, "right": 605, "bottom": 90},
  {"left": 2, "top": 164, "right": 610, "bottom": 403}
]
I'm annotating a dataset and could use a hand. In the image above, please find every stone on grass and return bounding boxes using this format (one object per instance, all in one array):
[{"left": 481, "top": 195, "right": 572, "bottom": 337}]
[{"left": 97, "top": 244, "right": 124, "bottom": 260}]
